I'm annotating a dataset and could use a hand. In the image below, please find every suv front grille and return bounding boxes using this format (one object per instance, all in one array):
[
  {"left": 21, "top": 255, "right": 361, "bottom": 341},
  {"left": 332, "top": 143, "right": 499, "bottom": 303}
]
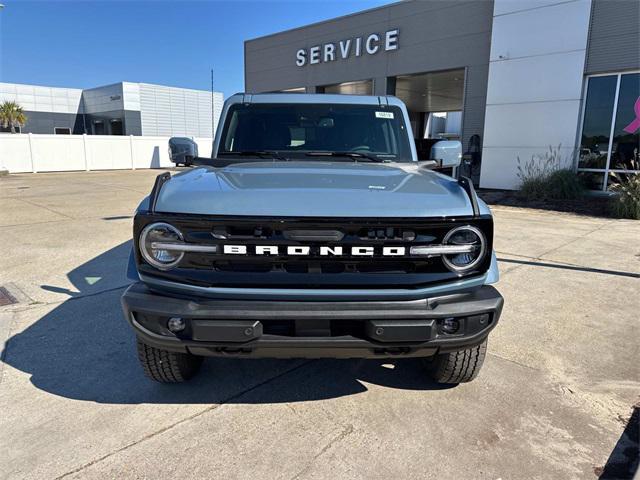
[{"left": 135, "top": 215, "right": 493, "bottom": 289}]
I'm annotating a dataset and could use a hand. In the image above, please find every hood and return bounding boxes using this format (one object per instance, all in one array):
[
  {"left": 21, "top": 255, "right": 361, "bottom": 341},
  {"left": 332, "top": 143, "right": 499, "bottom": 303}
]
[{"left": 153, "top": 161, "right": 478, "bottom": 218}]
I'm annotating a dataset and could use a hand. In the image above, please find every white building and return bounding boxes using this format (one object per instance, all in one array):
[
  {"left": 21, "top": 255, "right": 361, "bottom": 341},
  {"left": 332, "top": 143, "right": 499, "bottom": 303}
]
[{"left": 0, "top": 81, "right": 224, "bottom": 138}]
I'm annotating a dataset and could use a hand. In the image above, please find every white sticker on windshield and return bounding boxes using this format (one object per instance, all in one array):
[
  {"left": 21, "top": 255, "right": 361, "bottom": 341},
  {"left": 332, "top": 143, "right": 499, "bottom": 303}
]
[{"left": 375, "top": 111, "right": 394, "bottom": 119}]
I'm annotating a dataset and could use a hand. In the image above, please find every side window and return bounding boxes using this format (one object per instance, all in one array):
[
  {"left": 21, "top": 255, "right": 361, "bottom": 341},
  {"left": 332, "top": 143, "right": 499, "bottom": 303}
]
[
  {"left": 578, "top": 73, "right": 640, "bottom": 190},
  {"left": 579, "top": 75, "right": 617, "bottom": 170},
  {"left": 610, "top": 73, "right": 639, "bottom": 173}
]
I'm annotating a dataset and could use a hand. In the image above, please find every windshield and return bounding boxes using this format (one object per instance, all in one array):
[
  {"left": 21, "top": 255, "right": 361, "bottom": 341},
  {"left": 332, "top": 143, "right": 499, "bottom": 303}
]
[{"left": 218, "top": 103, "right": 413, "bottom": 162}]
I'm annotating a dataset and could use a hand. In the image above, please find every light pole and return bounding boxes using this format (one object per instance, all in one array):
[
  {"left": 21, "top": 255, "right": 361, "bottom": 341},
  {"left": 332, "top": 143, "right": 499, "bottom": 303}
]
[
  {"left": 209, "top": 68, "right": 216, "bottom": 157},
  {"left": 0, "top": 3, "right": 8, "bottom": 175}
]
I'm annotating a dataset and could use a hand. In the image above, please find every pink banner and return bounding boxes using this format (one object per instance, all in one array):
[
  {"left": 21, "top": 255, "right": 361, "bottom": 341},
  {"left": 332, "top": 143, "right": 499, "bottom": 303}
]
[{"left": 623, "top": 96, "right": 640, "bottom": 134}]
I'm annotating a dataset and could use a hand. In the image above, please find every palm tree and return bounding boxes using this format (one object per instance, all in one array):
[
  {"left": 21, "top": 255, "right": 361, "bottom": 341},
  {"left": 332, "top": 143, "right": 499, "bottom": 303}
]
[{"left": 0, "top": 101, "right": 28, "bottom": 133}]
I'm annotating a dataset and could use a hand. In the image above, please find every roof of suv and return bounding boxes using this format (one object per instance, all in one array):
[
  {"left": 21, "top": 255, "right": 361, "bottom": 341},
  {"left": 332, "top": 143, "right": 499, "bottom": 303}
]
[{"left": 227, "top": 92, "right": 406, "bottom": 107}]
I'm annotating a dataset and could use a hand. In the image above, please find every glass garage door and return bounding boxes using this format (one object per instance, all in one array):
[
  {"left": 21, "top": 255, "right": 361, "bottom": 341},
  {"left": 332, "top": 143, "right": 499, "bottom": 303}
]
[{"left": 578, "top": 72, "right": 640, "bottom": 191}]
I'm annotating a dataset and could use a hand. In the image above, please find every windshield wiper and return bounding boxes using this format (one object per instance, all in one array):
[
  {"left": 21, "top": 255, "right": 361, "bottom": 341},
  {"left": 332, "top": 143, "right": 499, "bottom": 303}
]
[
  {"left": 304, "top": 151, "right": 388, "bottom": 163},
  {"left": 218, "top": 150, "right": 289, "bottom": 161}
]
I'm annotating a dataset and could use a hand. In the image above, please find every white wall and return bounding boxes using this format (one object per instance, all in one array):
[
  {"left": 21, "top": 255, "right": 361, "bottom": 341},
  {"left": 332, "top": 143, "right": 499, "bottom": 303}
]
[
  {"left": 122, "top": 82, "right": 141, "bottom": 111},
  {"left": 0, "top": 134, "right": 212, "bottom": 173},
  {"left": 480, "top": 0, "right": 592, "bottom": 189},
  {"left": 0, "top": 82, "right": 83, "bottom": 114},
  {"left": 138, "top": 83, "right": 224, "bottom": 138}
]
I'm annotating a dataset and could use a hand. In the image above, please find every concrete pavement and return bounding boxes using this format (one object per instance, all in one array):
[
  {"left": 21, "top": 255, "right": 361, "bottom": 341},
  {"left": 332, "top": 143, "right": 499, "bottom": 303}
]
[{"left": 0, "top": 170, "right": 638, "bottom": 479}]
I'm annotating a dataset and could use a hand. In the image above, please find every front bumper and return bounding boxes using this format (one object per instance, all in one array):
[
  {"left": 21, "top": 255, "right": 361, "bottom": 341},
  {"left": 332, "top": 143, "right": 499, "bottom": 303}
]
[{"left": 122, "top": 282, "right": 503, "bottom": 359}]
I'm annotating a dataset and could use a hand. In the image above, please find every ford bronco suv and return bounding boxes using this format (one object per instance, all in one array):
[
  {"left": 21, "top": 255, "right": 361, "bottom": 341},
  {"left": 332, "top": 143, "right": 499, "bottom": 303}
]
[{"left": 122, "top": 93, "right": 503, "bottom": 384}]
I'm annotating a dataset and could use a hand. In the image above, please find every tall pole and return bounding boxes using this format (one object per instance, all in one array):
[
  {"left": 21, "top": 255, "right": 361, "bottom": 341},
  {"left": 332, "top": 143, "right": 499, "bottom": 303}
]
[
  {"left": 0, "top": 4, "right": 8, "bottom": 175},
  {"left": 0, "top": 5, "right": 4, "bottom": 89},
  {"left": 211, "top": 68, "right": 216, "bottom": 138}
]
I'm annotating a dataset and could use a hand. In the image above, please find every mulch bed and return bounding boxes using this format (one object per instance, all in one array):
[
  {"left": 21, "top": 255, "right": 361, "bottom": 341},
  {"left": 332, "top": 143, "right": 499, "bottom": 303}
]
[{"left": 477, "top": 190, "right": 615, "bottom": 218}]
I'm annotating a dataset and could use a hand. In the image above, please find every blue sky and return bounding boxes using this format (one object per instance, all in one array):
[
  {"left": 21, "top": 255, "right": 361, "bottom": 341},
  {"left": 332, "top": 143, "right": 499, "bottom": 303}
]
[{"left": 0, "top": 0, "right": 392, "bottom": 98}]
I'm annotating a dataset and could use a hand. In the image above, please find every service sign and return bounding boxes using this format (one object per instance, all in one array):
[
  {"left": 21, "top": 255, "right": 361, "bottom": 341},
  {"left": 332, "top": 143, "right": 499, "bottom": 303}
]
[{"left": 296, "top": 29, "right": 399, "bottom": 67}]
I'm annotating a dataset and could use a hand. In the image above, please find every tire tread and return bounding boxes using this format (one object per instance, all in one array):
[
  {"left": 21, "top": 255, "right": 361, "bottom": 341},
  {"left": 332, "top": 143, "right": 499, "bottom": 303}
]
[
  {"left": 136, "top": 339, "right": 202, "bottom": 383},
  {"left": 428, "top": 339, "right": 488, "bottom": 384}
]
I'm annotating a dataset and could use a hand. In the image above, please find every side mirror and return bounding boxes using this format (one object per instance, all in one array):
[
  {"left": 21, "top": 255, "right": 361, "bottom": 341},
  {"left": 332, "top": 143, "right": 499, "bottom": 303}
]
[
  {"left": 168, "top": 137, "right": 199, "bottom": 166},
  {"left": 430, "top": 140, "right": 462, "bottom": 168}
]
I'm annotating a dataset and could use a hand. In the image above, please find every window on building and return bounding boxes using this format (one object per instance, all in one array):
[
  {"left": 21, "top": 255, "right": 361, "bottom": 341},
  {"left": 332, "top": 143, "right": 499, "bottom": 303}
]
[
  {"left": 610, "top": 73, "right": 640, "bottom": 172},
  {"left": 110, "top": 119, "right": 124, "bottom": 135},
  {"left": 578, "top": 72, "right": 640, "bottom": 190},
  {"left": 54, "top": 127, "right": 71, "bottom": 135},
  {"left": 0, "top": 125, "right": 21, "bottom": 133},
  {"left": 93, "top": 121, "right": 105, "bottom": 135},
  {"left": 578, "top": 76, "right": 617, "bottom": 171}
]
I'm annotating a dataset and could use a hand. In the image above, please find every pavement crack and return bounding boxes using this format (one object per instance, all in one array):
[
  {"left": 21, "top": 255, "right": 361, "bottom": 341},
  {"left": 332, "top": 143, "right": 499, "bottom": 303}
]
[
  {"left": 84, "top": 183, "right": 151, "bottom": 195},
  {"left": 54, "top": 360, "right": 315, "bottom": 479},
  {"left": 497, "top": 221, "right": 617, "bottom": 277},
  {"left": 13, "top": 197, "right": 74, "bottom": 220},
  {"left": 535, "top": 220, "right": 616, "bottom": 260},
  {"left": 289, "top": 423, "right": 355, "bottom": 480},
  {"left": 488, "top": 352, "right": 541, "bottom": 372},
  {"left": 0, "top": 217, "right": 75, "bottom": 229},
  {"left": 0, "top": 284, "right": 132, "bottom": 314},
  {"left": 496, "top": 251, "right": 583, "bottom": 266},
  {"left": 315, "top": 423, "right": 354, "bottom": 458}
]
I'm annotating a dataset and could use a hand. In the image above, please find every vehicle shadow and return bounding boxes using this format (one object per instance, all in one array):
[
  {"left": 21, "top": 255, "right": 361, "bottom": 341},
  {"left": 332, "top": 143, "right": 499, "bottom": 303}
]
[
  {"left": 2, "top": 242, "right": 453, "bottom": 405},
  {"left": 596, "top": 405, "right": 639, "bottom": 479}
]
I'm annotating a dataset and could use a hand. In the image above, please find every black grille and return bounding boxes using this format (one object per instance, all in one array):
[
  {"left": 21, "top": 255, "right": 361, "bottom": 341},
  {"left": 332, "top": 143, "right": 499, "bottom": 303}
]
[{"left": 134, "top": 214, "right": 493, "bottom": 289}]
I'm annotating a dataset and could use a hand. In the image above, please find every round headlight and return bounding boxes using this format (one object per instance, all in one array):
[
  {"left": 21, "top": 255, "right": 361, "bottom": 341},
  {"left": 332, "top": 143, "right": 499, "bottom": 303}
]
[
  {"left": 442, "top": 225, "right": 486, "bottom": 273},
  {"left": 139, "top": 222, "right": 184, "bottom": 270}
]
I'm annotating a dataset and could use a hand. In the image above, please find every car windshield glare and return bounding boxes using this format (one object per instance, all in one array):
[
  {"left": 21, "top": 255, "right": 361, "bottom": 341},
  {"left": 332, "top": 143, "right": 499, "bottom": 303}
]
[{"left": 218, "top": 103, "right": 413, "bottom": 162}]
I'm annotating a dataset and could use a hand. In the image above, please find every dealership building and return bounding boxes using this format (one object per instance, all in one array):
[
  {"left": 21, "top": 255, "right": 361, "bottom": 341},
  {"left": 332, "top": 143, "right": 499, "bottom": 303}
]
[
  {"left": 244, "top": 0, "right": 639, "bottom": 190},
  {"left": 0, "top": 82, "right": 224, "bottom": 138}
]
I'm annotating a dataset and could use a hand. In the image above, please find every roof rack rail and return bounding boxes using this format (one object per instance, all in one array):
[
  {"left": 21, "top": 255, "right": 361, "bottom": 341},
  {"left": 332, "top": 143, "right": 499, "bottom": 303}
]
[
  {"left": 458, "top": 176, "right": 480, "bottom": 217},
  {"left": 149, "top": 172, "right": 171, "bottom": 213}
]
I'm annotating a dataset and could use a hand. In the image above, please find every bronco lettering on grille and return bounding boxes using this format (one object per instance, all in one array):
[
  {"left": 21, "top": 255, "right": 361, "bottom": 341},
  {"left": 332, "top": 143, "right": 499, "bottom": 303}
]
[{"left": 222, "top": 245, "right": 406, "bottom": 256}]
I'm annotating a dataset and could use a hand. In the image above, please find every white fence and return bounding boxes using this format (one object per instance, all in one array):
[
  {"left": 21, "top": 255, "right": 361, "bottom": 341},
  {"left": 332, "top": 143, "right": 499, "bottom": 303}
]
[{"left": 0, "top": 134, "right": 213, "bottom": 173}]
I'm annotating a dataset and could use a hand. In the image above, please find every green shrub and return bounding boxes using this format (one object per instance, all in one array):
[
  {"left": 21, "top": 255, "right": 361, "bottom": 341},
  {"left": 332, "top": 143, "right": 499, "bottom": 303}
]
[
  {"left": 545, "top": 169, "right": 585, "bottom": 200},
  {"left": 610, "top": 165, "right": 640, "bottom": 220},
  {"left": 517, "top": 145, "right": 583, "bottom": 201},
  {"left": 518, "top": 174, "right": 549, "bottom": 201}
]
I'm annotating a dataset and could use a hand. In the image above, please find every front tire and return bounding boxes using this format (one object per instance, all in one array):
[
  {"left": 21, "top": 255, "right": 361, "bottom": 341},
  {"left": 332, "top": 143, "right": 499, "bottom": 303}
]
[
  {"left": 426, "top": 339, "right": 488, "bottom": 384},
  {"left": 136, "top": 339, "right": 203, "bottom": 383}
]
